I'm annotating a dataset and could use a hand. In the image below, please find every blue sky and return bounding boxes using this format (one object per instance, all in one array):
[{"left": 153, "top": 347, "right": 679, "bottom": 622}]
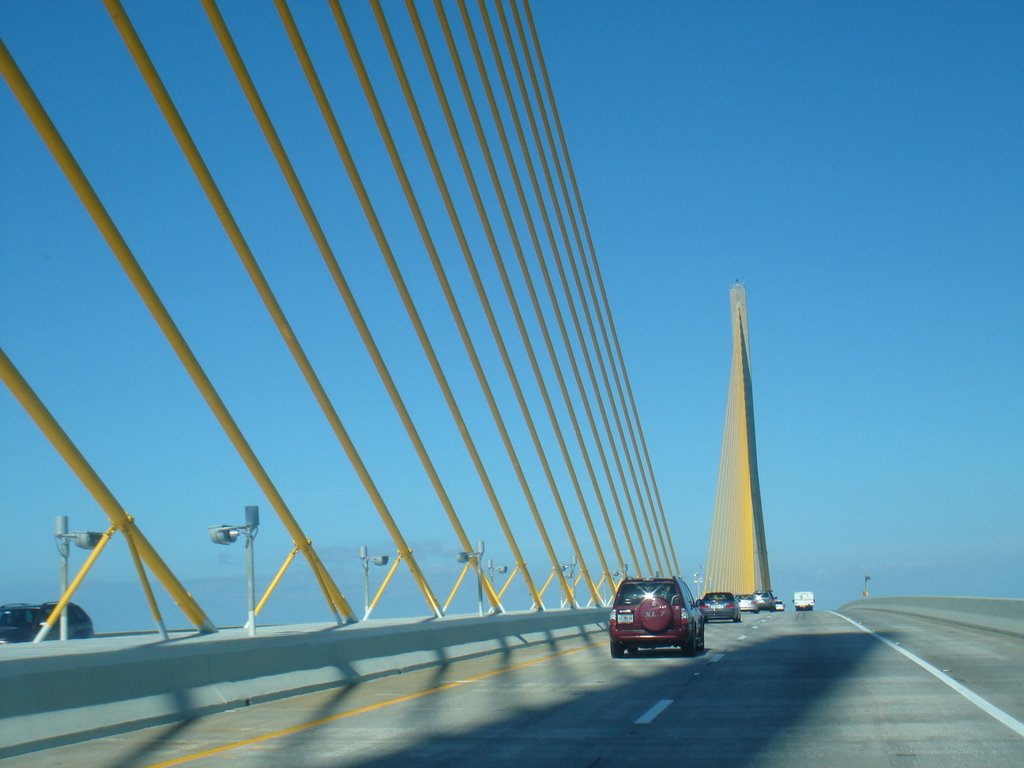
[{"left": 2, "top": 1, "right": 1021, "bottom": 632}]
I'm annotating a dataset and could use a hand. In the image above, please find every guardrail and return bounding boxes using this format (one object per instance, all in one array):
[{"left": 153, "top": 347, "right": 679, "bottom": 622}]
[
  {"left": 838, "top": 596, "right": 1024, "bottom": 639},
  {"left": 0, "top": 608, "right": 608, "bottom": 758}
]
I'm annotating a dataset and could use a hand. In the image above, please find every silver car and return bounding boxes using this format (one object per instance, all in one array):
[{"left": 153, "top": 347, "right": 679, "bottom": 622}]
[{"left": 737, "top": 594, "right": 760, "bottom": 613}]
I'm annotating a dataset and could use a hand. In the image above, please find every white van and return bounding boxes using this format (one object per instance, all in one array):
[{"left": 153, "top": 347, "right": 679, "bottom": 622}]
[{"left": 794, "top": 591, "right": 815, "bottom": 611}]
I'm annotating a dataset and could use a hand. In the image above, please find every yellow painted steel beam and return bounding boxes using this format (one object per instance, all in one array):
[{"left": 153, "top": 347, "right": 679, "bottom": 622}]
[
  {"left": 0, "top": 344, "right": 215, "bottom": 633},
  {"left": 275, "top": 0, "right": 537, "bottom": 612},
  {"left": 255, "top": 545, "right": 300, "bottom": 618},
  {"left": 443, "top": 564, "right": 473, "bottom": 615},
  {"left": 497, "top": 565, "right": 519, "bottom": 601},
  {"left": 366, "top": 553, "right": 404, "bottom": 619},
  {"left": 35, "top": 525, "right": 117, "bottom": 642},
  {"left": 370, "top": 0, "right": 605, "bottom": 606},
  {"left": 122, "top": 522, "right": 169, "bottom": 640}
]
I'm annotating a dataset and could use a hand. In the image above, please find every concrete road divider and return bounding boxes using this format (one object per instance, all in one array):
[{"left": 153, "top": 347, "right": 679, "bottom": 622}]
[{"left": 0, "top": 608, "right": 608, "bottom": 758}]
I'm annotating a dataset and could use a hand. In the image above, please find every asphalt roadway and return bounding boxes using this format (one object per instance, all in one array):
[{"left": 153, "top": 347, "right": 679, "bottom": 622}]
[{"left": 4, "top": 608, "right": 1023, "bottom": 767}]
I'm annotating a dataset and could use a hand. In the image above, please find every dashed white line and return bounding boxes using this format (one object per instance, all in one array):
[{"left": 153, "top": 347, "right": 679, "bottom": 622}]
[
  {"left": 635, "top": 699, "right": 673, "bottom": 724},
  {"left": 736, "top": 635, "right": 747, "bottom": 641},
  {"left": 710, "top": 653, "right": 725, "bottom": 663},
  {"left": 833, "top": 611, "right": 1024, "bottom": 739}
]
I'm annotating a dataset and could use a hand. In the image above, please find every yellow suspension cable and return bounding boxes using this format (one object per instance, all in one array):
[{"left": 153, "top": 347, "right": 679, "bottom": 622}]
[
  {"left": 488, "top": 0, "right": 665, "bottom": 578},
  {"left": 0, "top": 49, "right": 224, "bottom": 634},
  {"left": 195, "top": 0, "right": 485, "bottom": 619},
  {"left": 460, "top": 0, "right": 653, "bottom": 575},
  {"left": 322, "top": 0, "right": 579, "bottom": 608},
  {"left": 506, "top": 1, "right": 673, "bottom": 575},
  {"left": 521, "top": 0, "right": 679, "bottom": 574},
  {"left": 370, "top": 0, "right": 606, "bottom": 606},
  {"left": 101, "top": 0, "right": 387, "bottom": 623},
  {"left": 204, "top": 0, "right": 507, "bottom": 615},
  {"left": 431, "top": 0, "right": 636, "bottom": 580},
  {"left": 404, "top": 0, "right": 624, "bottom": 591},
  {"left": 273, "top": 0, "right": 543, "bottom": 610}
]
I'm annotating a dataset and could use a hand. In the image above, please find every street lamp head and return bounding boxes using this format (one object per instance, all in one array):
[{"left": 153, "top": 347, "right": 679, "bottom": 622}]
[
  {"left": 71, "top": 531, "right": 103, "bottom": 550},
  {"left": 208, "top": 525, "right": 240, "bottom": 545},
  {"left": 244, "top": 505, "right": 259, "bottom": 531}
]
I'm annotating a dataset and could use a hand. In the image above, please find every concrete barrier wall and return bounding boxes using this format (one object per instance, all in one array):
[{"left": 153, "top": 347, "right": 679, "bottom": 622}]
[
  {"left": 838, "top": 596, "right": 1024, "bottom": 638},
  {"left": 0, "top": 608, "right": 608, "bottom": 758}
]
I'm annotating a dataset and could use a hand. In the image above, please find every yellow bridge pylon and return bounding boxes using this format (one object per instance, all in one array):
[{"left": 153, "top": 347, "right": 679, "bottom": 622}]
[{"left": 704, "top": 284, "right": 771, "bottom": 597}]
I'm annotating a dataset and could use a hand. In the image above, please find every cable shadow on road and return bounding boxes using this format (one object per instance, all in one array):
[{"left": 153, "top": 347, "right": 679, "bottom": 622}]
[{"left": 236, "top": 615, "right": 881, "bottom": 768}]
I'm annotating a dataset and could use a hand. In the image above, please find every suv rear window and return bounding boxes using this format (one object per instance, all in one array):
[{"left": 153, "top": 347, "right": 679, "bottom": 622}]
[{"left": 615, "top": 581, "right": 679, "bottom": 606}]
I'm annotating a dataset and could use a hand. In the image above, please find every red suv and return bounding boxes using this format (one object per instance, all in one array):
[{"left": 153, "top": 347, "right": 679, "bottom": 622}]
[{"left": 609, "top": 577, "right": 705, "bottom": 658}]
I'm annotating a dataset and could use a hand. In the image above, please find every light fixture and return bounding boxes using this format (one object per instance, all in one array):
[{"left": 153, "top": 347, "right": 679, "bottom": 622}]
[
  {"left": 54, "top": 515, "right": 103, "bottom": 641},
  {"left": 208, "top": 505, "right": 260, "bottom": 636},
  {"left": 559, "top": 554, "right": 578, "bottom": 607},
  {"left": 486, "top": 558, "right": 508, "bottom": 584},
  {"left": 455, "top": 540, "right": 485, "bottom": 616},
  {"left": 359, "top": 545, "right": 390, "bottom": 618}
]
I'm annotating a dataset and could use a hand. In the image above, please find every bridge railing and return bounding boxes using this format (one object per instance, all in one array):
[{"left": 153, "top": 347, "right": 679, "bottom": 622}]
[{"left": 839, "top": 596, "right": 1024, "bottom": 638}]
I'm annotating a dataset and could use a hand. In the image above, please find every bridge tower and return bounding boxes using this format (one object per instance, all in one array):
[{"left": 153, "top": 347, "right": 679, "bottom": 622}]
[{"left": 704, "top": 283, "right": 771, "bottom": 596}]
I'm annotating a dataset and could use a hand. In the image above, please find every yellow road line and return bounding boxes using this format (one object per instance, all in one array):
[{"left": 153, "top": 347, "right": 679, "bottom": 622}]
[{"left": 146, "top": 639, "right": 601, "bottom": 767}]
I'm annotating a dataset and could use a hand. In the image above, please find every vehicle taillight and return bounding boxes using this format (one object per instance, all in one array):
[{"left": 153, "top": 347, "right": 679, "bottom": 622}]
[{"left": 726, "top": 602, "right": 734, "bottom": 608}]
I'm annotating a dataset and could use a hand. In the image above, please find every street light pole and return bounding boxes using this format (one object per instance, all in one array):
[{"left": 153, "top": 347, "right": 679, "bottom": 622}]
[
  {"left": 475, "top": 540, "right": 484, "bottom": 617},
  {"left": 53, "top": 515, "right": 102, "bottom": 641},
  {"left": 56, "top": 515, "right": 69, "bottom": 641},
  {"left": 209, "top": 505, "right": 260, "bottom": 636},
  {"left": 245, "top": 506, "right": 258, "bottom": 637}
]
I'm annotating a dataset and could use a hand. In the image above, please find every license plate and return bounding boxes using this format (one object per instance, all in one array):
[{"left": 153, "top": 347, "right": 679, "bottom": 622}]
[{"left": 616, "top": 611, "right": 634, "bottom": 623}]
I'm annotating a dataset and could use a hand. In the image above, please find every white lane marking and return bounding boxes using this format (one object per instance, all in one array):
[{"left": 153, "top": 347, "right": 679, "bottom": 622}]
[
  {"left": 736, "top": 635, "right": 747, "bottom": 641},
  {"left": 833, "top": 611, "right": 1024, "bottom": 739},
  {"left": 635, "top": 699, "right": 673, "bottom": 724},
  {"left": 710, "top": 653, "right": 725, "bottom": 663}
]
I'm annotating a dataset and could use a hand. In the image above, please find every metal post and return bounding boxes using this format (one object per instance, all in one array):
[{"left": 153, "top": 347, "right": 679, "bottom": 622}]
[
  {"left": 55, "top": 515, "right": 69, "bottom": 641},
  {"left": 360, "top": 545, "right": 369, "bottom": 617},
  {"left": 245, "top": 505, "right": 258, "bottom": 636},
  {"left": 476, "top": 540, "right": 484, "bottom": 617}
]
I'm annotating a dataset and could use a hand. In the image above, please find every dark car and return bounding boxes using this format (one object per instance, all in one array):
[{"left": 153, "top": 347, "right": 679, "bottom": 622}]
[
  {"left": 609, "top": 577, "right": 705, "bottom": 657},
  {"left": 697, "top": 591, "right": 742, "bottom": 622},
  {"left": 0, "top": 602, "right": 94, "bottom": 644}
]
